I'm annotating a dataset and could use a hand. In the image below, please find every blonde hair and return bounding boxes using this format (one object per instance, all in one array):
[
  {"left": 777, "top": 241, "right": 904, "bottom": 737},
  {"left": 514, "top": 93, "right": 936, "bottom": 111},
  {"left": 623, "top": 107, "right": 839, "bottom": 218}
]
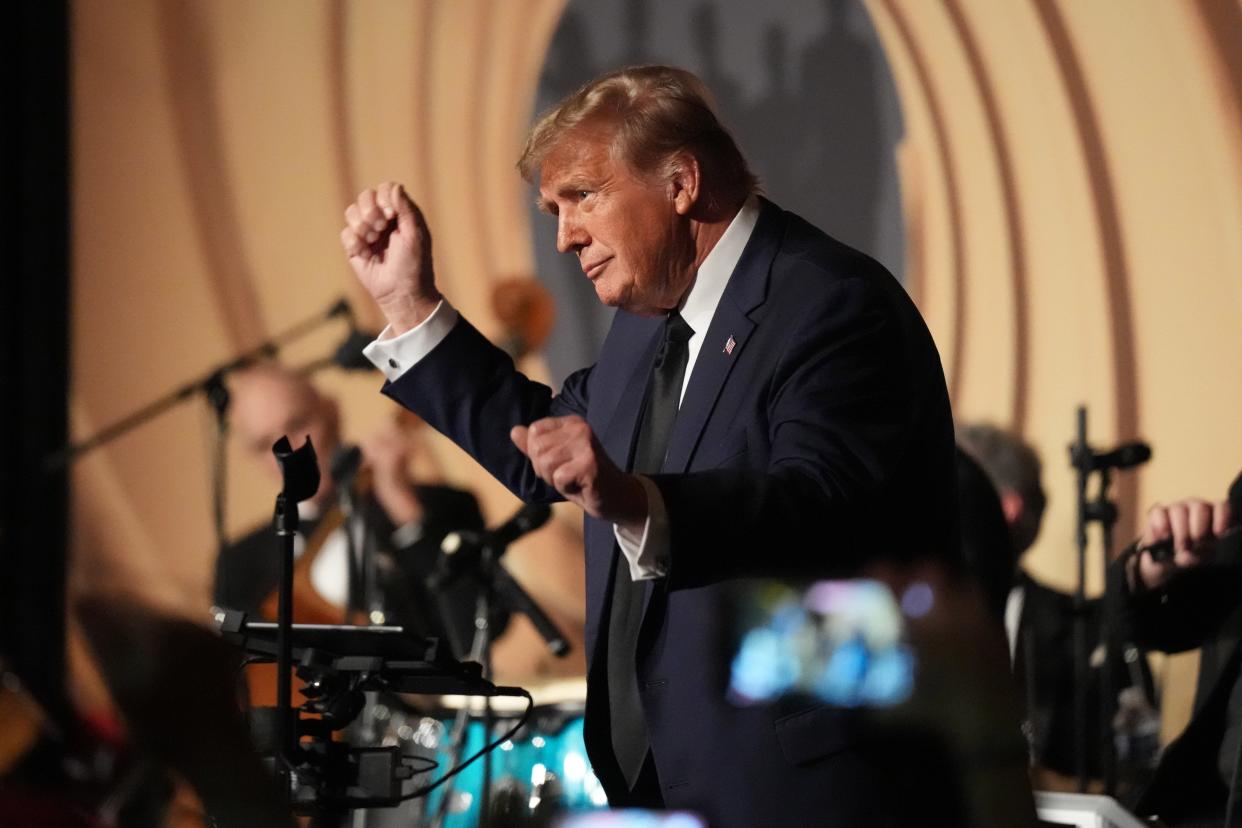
[{"left": 518, "top": 65, "right": 758, "bottom": 208}]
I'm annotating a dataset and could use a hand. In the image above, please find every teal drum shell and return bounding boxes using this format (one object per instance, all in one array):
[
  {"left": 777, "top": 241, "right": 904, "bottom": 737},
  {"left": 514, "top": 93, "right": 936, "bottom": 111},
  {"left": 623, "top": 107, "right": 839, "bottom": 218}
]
[{"left": 418, "top": 702, "right": 609, "bottom": 826}]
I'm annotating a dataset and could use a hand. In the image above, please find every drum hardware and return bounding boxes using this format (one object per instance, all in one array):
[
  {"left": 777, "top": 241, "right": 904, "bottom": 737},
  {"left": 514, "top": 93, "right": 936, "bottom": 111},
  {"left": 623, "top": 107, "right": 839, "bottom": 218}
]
[
  {"left": 370, "top": 687, "right": 605, "bottom": 828},
  {"left": 423, "top": 701, "right": 605, "bottom": 827},
  {"left": 432, "top": 502, "right": 569, "bottom": 659},
  {"left": 216, "top": 608, "right": 532, "bottom": 814},
  {"left": 424, "top": 501, "right": 575, "bottom": 826},
  {"left": 216, "top": 432, "right": 533, "bottom": 817}
]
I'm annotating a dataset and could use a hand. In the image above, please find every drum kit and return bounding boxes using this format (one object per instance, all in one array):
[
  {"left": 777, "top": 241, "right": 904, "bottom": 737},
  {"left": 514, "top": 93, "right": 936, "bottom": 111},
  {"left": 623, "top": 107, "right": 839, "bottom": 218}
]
[
  {"left": 216, "top": 430, "right": 606, "bottom": 826},
  {"left": 359, "top": 679, "right": 605, "bottom": 827},
  {"left": 221, "top": 606, "right": 606, "bottom": 826}
]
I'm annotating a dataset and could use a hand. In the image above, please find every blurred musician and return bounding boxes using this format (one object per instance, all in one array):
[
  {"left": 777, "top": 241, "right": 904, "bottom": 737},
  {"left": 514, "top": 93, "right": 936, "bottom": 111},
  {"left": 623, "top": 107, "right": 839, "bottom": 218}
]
[
  {"left": 213, "top": 361, "right": 490, "bottom": 653},
  {"left": 1114, "top": 474, "right": 1242, "bottom": 827},
  {"left": 216, "top": 361, "right": 594, "bottom": 823},
  {"left": 957, "top": 423, "right": 1155, "bottom": 785},
  {"left": 215, "top": 360, "right": 588, "bottom": 684}
]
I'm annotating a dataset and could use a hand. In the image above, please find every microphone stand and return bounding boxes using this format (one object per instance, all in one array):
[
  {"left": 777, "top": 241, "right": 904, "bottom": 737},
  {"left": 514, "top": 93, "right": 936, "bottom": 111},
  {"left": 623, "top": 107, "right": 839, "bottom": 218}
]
[
  {"left": 1071, "top": 406, "right": 1091, "bottom": 794},
  {"left": 1087, "top": 470, "right": 1120, "bottom": 796},
  {"left": 204, "top": 372, "right": 231, "bottom": 590},
  {"left": 432, "top": 585, "right": 498, "bottom": 828},
  {"left": 438, "top": 534, "right": 570, "bottom": 659},
  {"left": 44, "top": 298, "right": 352, "bottom": 470},
  {"left": 432, "top": 504, "right": 569, "bottom": 658},
  {"left": 336, "top": 463, "right": 386, "bottom": 828},
  {"left": 476, "top": 562, "right": 497, "bottom": 828},
  {"left": 1070, "top": 405, "right": 1146, "bottom": 795},
  {"left": 271, "top": 435, "right": 321, "bottom": 810},
  {"left": 435, "top": 524, "right": 569, "bottom": 827},
  {"left": 487, "top": 566, "right": 570, "bottom": 658},
  {"left": 475, "top": 538, "right": 572, "bottom": 827}
]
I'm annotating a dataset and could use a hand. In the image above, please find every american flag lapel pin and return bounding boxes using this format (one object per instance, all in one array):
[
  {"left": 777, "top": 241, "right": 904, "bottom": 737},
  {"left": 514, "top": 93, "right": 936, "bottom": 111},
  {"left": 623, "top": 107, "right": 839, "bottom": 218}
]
[{"left": 723, "top": 335, "right": 736, "bottom": 355}]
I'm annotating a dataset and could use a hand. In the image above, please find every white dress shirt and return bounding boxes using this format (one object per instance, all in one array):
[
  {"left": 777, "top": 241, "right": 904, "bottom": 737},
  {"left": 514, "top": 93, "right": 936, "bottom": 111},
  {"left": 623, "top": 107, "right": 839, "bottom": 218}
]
[
  {"left": 1004, "top": 583, "right": 1025, "bottom": 665},
  {"left": 294, "top": 500, "right": 371, "bottom": 610},
  {"left": 364, "top": 196, "right": 761, "bottom": 581}
]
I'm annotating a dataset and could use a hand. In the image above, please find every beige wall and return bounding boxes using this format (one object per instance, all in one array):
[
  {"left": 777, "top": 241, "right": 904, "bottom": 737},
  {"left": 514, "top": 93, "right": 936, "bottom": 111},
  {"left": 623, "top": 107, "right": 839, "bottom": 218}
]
[
  {"left": 865, "top": 0, "right": 1242, "bottom": 739},
  {"left": 71, "top": 0, "right": 567, "bottom": 613},
  {"left": 72, "top": 0, "right": 1240, "bottom": 738}
]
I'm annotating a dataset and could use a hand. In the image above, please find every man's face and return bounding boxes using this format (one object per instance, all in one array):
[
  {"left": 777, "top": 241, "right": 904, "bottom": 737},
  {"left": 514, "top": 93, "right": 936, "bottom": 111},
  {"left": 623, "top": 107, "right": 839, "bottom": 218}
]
[
  {"left": 537, "top": 129, "right": 696, "bottom": 316},
  {"left": 231, "top": 371, "right": 339, "bottom": 500}
]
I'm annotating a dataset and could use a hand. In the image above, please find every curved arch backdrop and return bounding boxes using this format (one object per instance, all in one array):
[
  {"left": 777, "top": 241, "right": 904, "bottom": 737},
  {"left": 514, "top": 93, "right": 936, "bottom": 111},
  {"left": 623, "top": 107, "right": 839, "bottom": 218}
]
[{"left": 71, "top": 0, "right": 1242, "bottom": 740}]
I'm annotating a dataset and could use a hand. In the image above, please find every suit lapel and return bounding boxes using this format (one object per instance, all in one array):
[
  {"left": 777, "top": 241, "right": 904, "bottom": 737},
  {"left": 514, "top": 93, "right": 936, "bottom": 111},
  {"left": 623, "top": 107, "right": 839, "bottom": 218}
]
[
  {"left": 663, "top": 199, "right": 783, "bottom": 474},
  {"left": 599, "top": 315, "right": 663, "bottom": 470},
  {"left": 663, "top": 302, "right": 754, "bottom": 473}
]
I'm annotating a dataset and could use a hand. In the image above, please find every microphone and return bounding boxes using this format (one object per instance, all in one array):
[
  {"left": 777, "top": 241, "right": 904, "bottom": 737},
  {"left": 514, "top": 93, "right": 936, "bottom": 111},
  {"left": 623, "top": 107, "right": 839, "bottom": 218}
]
[
  {"left": 1071, "top": 440, "right": 1152, "bottom": 472},
  {"left": 326, "top": 297, "right": 353, "bottom": 321},
  {"left": 1092, "top": 442, "right": 1152, "bottom": 470},
  {"left": 332, "top": 327, "right": 380, "bottom": 372},
  {"left": 295, "top": 300, "right": 381, "bottom": 375},
  {"left": 429, "top": 503, "right": 553, "bottom": 590},
  {"left": 332, "top": 300, "right": 380, "bottom": 372},
  {"left": 273, "top": 435, "right": 320, "bottom": 503}
]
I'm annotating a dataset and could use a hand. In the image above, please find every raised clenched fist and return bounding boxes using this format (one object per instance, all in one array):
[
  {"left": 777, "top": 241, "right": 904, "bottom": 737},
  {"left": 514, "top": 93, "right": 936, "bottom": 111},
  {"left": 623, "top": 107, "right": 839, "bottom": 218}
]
[{"left": 341, "top": 181, "right": 442, "bottom": 334}]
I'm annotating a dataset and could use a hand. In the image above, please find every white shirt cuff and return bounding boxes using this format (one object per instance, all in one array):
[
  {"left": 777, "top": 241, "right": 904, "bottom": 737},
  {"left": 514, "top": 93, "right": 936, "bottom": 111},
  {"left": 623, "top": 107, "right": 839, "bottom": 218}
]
[
  {"left": 363, "top": 299, "right": 460, "bottom": 382},
  {"left": 613, "top": 475, "right": 669, "bottom": 580}
]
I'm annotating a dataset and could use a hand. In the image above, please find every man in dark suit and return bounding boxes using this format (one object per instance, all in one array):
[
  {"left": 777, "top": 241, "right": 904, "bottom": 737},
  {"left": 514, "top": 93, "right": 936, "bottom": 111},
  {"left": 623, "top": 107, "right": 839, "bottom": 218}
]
[
  {"left": 1113, "top": 474, "right": 1242, "bottom": 826},
  {"left": 341, "top": 65, "right": 961, "bottom": 825}
]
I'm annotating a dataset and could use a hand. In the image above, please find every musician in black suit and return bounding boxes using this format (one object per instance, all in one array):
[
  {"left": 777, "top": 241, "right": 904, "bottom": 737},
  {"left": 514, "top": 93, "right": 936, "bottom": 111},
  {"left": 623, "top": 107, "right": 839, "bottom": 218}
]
[
  {"left": 957, "top": 423, "right": 1156, "bottom": 782},
  {"left": 212, "top": 362, "right": 487, "bottom": 653},
  {"left": 1114, "top": 472, "right": 1242, "bottom": 827}
]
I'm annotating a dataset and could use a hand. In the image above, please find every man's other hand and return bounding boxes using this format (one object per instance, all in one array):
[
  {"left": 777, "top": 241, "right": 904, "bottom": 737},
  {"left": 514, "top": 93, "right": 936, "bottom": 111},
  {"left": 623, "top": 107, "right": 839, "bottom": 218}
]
[
  {"left": 511, "top": 416, "right": 647, "bottom": 529},
  {"left": 341, "top": 181, "right": 442, "bottom": 334},
  {"left": 1136, "top": 498, "right": 1233, "bottom": 590}
]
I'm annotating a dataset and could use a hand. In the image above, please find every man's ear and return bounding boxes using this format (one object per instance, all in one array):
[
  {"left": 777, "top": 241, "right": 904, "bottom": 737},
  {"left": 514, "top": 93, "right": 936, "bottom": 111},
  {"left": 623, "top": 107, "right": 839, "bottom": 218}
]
[
  {"left": 669, "top": 152, "right": 701, "bottom": 216},
  {"left": 999, "top": 490, "right": 1026, "bottom": 528}
]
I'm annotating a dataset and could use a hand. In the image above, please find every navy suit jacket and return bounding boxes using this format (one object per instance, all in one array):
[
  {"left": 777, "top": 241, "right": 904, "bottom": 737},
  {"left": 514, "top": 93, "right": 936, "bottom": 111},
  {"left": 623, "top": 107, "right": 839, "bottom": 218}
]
[{"left": 384, "top": 200, "right": 960, "bottom": 825}]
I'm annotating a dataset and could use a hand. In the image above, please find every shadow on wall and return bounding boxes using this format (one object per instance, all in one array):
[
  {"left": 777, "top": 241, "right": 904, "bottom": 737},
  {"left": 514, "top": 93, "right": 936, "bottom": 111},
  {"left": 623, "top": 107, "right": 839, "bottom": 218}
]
[{"left": 527, "top": 0, "right": 905, "bottom": 385}]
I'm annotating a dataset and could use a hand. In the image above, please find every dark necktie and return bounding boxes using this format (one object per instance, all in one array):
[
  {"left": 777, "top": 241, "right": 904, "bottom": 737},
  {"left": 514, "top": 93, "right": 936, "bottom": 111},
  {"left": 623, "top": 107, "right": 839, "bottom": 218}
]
[{"left": 608, "top": 311, "right": 694, "bottom": 789}]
